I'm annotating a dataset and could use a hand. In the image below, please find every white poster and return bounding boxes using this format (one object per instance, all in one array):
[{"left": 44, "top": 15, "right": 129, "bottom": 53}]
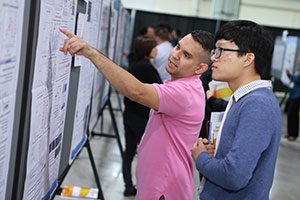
[
  {"left": 23, "top": 0, "right": 76, "bottom": 199},
  {"left": 69, "top": 0, "right": 98, "bottom": 163},
  {"left": 0, "top": 0, "right": 25, "bottom": 199},
  {"left": 271, "top": 37, "right": 286, "bottom": 79},
  {"left": 114, "top": 6, "right": 131, "bottom": 66},
  {"left": 281, "top": 36, "right": 298, "bottom": 87},
  {"left": 97, "top": 0, "right": 112, "bottom": 105},
  {"left": 89, "top": 0, "right": 110, "bottom": 131},
  {"left": 98, "top": 0, "right": 110, "bottom": 55},
  {"left": 114, "top": 5, "right": 125, "bottom": 65},
  {"left": 108, "top": 0, "right": 119, "bottom": 60}
]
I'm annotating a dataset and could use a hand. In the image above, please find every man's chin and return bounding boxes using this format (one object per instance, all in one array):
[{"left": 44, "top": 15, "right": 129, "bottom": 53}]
[
  {"left": 212, "top": 74, "right": 223, "bottom": 81},
  {"left": 165, "top": 66, "right": 171, "bottom": 73}
]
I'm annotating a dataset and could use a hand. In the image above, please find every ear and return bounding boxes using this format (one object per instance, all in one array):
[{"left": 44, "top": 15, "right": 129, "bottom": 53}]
[
  {"left": 195, "top": 63, "right": 208, "bottom": 75},
  {"left": 244, "top": 52, "right": 255, "bottom": 67}
]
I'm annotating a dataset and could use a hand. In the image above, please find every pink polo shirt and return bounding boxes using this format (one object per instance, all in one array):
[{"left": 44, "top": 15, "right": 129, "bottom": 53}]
[{"left": 136, "top": 75, "right": 205, "bottom": 200}]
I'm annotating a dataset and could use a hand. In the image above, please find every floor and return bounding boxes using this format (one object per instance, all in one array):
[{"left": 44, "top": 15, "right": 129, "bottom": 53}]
[{"left": 54, "top": 92, "right": 300, "bottom": 200}]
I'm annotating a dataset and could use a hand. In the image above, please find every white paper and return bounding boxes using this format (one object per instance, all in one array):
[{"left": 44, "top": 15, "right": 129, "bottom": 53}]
[
  {"left": 0, "top": 95, "right": 16, "bottom": 199},
  {"left": 0, "top": 0, "right": 25, "bottom": 199},
  {"left": 74, "top": 13, "right": 88, "bottom": 67},
  {"left": 23, "top": 0, "right": 76, "bottom": 199},
  {"left": 209, "top": 112, "right": 224, "bottom": 144}
]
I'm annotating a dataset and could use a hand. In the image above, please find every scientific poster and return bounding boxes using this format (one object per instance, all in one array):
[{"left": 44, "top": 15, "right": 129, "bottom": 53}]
[
  {"left": 115, "top": 6, "right": 131, "bottom": 66},
  {"left": 69, "top": 0, "right": 99, "bottom": 163},
  {"left": 108, "top": 0, "right": 119, "bottom": 60},
  {"left": 98, "top": 0, "right": 113, "bottom": 105},
  {"left": 98, "top": 0, "right": 111, "bottom": 55},
  {"left": 120, "top": 9, "right": 132, "bottom": 68},
  {"left": 271, "top": 37, "right": 286, "bottom": 79},
  {"left": 0, "top": 0, "right": 25, "bottom": 199},
  {"left": 23, "top": 0, "right": 76, "bottom": 199},
  {"left": 89, "top": 0, "right": 112, "bottom": 132},
  {"left": 281, "top": 36, "right": 298, "bottom": 87},
  {"left": 114, "top": 5, "right": 125, "bottom": 65}
]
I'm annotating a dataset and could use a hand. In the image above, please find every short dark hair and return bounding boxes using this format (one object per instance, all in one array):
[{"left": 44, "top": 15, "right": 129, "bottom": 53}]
[
  {"left": 134, "top": 36, "right": 157, "bottom": 60},
  {"left": 155, "top": 27, "right": 170, "bottom": 41},
  {"left": 191, "top": 30, "right": 215, "bottom": 65},
  {"left": 157, "top": 23, "right": 172, "bottom": 33},
  {"left": 215, "top": 20, "right": 274, "bottom": 79},
  {"left": 139, "top": 25, "right": 154, "bottom": 36}
]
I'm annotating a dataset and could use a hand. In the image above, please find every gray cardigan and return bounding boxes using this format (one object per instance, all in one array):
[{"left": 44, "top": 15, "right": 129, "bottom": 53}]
[{"left": 196, "top": 87, "right": 281, "bottom": 200}]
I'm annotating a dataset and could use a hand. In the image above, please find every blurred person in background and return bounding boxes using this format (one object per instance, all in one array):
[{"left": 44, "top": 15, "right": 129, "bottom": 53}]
[
  {"left": 122, "top": 36, "right": 162, "bottom": 196},
  {"left": 285, "top": 54, "right": 300, "bottom": 141},
  {"left": 151, "top": 25, "right": 173, "bottom": 81}
]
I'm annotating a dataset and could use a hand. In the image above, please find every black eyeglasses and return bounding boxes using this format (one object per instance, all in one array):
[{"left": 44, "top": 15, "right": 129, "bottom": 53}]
[{"left": 211, "top": 47, "right": 249, "bottom": 59}]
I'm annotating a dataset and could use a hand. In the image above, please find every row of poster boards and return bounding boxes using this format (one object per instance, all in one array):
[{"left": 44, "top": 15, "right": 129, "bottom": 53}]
[{"left": 0, "top": 0, "right": 132, "bottom": 199}]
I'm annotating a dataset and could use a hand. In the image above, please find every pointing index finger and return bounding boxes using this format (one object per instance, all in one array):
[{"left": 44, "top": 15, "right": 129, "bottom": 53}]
[{"left": 59, "top": 27, "right": 74, "bottom": 38}]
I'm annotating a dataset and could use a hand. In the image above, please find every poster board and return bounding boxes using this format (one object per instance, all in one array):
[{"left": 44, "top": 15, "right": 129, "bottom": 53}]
[
  {"left": 23, "top": 0, "right": 76, "bottom": 199},
  {"left": 280, "top": 36, "right": 299, "bottom": 86},
  {"left": 89, "top": 0, "right": 111, "bottom": 132},
  {"left": 271, "top": 36, "right": 286, "bottom": 80},
  {"left": 0, "top": 0, "right": 132, "bottom": 199},
  {"left": 271, "top": 36, "right": 300, "bottom": 87},
  {"left": 0, "top": 0, "right": 26, "bottom": 199}
]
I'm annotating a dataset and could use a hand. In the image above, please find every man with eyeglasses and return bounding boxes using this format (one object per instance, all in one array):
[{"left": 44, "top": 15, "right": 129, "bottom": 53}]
[{"left": 192, "top": 20, "right": 281, "bottom": 200}]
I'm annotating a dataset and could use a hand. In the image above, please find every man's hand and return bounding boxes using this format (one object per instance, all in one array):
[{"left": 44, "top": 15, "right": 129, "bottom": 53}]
[
  {"left": 192, "top": 138, "right": 215, "bottom": 160},
  {"left": 59, "top": 28, "right": 94, "bottom": 58},
  {"left": 206, "top": 142, "right": 215, "bottom": 157},
  {"left": 206, "top": 85, "right": 216, "bottom": 100}
]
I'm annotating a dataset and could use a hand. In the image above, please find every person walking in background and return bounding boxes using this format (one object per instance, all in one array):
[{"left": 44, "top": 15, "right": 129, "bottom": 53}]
[
  {"left": 286, "top": 54, "right": 300, "bottom": 141},
  {"left": 151, "top": 26, "right": 173, "bottom": 81},
  {"left": 139, "top": 25, "right": 155, "bottom": 38},
  {"left": 59, "top": 28, "right": 214, "bottom": 200},
  {"left": 122, "top": 36, "right": 162, "bottom": 196},
  {"left": 170, "top": 29, "right": 182, "bottom": 47},
  {"left": 192, "top": 20, "right": 281, "bottom": 200},
  {"left": 126, "top": 25, "right": 156, "bottom": 67}
]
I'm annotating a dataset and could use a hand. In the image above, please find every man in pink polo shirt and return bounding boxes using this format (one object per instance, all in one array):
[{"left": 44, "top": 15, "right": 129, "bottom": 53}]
[{"left": 60, "top": 28, "right": 214, "bottom": 199}]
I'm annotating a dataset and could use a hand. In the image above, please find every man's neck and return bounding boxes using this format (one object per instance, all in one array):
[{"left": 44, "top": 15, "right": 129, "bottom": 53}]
[{"left": 229, "top": 75, "right": 261, "bottom": 92}]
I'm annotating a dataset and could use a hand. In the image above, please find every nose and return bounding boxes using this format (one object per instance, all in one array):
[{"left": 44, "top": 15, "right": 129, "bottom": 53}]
[
  {"left": 171, "top": 48, "right": 180, "bottom": 60},
  {"left": 211, "top": 54, "right": 217, "bottom": 62}
]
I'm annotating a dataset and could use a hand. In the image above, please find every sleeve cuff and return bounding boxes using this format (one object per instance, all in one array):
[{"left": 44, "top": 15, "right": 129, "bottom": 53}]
[{"left": 196, "top": 152, "right": 210, "bottom": 172}]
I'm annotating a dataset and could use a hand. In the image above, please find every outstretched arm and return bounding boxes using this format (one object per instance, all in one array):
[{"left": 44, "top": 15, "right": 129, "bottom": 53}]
[{"left": 59, "top": 28, "right": 159, "bottom": 110}]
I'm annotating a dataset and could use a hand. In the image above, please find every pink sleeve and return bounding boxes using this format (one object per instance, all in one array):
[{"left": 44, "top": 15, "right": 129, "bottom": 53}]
[{"left": 153, "top": 82, "right": 194, "bottom": 116}]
